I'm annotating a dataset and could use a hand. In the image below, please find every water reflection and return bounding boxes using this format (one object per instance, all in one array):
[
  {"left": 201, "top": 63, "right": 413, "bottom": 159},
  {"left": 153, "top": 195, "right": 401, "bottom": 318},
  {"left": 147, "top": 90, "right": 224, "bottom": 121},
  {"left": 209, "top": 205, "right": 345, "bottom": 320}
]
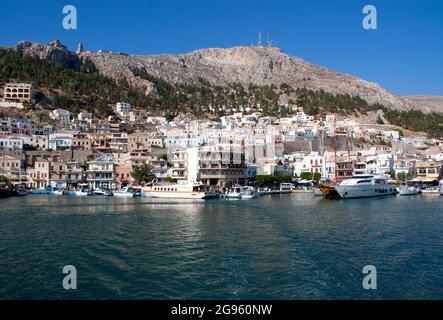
[{"left": 0, "top": 193, "right": 442, "bottom": 299}]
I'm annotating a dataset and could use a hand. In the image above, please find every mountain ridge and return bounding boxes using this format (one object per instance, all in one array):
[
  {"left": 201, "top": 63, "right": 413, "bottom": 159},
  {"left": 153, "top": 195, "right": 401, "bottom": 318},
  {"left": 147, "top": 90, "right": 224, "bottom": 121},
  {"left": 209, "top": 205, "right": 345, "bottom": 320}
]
[
  {"left": 79, "top": 45, "right": 415, "bottom": 111},
  {"left": 4, "top": 40, "right": 441, "bottom": 114}
]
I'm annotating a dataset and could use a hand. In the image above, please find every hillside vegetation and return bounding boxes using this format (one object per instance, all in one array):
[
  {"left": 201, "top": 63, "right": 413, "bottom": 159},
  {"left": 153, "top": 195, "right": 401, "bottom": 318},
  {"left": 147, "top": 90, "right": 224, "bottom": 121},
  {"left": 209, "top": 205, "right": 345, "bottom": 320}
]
[{"left": 1, "top": 48, "right": 442, "bottom": 138}]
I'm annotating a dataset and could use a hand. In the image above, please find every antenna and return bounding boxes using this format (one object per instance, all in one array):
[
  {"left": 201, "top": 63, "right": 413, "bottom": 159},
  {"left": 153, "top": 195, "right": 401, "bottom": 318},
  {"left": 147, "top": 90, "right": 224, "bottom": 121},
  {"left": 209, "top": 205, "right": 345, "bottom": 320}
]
[{"left": 257, "top": 32, "right": 262, "bottom": 46}]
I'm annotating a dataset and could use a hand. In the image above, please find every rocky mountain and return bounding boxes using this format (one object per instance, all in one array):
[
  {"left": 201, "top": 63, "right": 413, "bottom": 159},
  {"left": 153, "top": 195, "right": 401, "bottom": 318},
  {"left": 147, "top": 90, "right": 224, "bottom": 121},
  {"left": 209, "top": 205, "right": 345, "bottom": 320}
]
[
  {"left": 7, "top": 40, "right": 440, "bottom": 113},
  {"left": 404, "top": 96, "right": 443, "bottom": 114},
  {"left": 79, "top": 45, "right": 415, "bottom": 110}
]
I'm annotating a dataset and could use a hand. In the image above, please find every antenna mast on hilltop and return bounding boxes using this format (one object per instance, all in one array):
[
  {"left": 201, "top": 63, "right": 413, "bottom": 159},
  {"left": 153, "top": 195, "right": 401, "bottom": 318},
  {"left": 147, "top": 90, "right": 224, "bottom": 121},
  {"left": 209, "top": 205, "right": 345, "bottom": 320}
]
[
  {"left": 266, "top": 33, "right": 273, "bottom": 47},
  {"left": 257, "top": 32, "right": 262, "bottom": 46}
]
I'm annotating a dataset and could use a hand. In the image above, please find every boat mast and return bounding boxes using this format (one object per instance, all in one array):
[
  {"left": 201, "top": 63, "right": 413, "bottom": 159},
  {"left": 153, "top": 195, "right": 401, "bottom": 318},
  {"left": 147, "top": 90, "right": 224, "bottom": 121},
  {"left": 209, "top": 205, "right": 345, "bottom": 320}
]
[
  {"left": 347, "top": 129, "right": 352, "bottom": 178},
  {"left": 333, "top": 122, "right": 337, "bottom": 182}
]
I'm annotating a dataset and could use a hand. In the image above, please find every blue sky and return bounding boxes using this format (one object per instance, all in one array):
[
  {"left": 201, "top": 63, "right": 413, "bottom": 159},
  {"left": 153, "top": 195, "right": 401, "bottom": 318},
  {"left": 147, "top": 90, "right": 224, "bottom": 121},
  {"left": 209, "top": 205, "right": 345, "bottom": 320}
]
[{"left": 1, "top": 0, "right": 442, "bottom": 96}]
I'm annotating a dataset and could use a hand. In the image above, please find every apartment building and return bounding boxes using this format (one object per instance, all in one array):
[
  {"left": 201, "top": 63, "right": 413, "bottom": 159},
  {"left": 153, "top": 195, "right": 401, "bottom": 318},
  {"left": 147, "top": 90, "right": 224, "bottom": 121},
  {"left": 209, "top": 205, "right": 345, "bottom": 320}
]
[{"left": 87, "top": 155, "right": 115, "bottom": 189}]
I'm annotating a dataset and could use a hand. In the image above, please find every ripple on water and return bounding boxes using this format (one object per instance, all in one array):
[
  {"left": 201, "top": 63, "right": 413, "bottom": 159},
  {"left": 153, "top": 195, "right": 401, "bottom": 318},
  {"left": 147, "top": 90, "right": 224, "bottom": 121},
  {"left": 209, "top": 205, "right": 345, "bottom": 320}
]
[{"left": 0, "top": 194, "right": 442, "bottom": 299}]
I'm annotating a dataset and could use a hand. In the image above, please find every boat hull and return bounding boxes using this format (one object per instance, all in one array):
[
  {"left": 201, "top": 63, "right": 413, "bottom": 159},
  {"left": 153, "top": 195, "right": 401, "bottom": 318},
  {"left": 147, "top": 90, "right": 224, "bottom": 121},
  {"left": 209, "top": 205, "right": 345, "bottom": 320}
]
[
  {"left": 318, "top": 183, "right": 340, "bottom": 199},
  {"left": 113, "top": 192, "right": 136, "bottom": 198},
  {"left": 335, "top": 185, "right": 397, "bottom": 199},
  {"left": 142, "top": 190, "right": 213, "bottom": 199}
]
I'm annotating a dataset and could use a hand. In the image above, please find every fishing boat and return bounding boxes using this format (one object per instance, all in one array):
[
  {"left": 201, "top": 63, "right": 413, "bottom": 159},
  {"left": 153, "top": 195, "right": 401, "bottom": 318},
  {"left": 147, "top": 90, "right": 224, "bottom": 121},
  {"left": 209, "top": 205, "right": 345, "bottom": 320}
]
[
  {"left": 335, "top": 175, "right": 397, "bottom": 199},
  {"left": 142, "top": 182, "right": 216, "bottom": 199},
  {"left": 225, "top": 186, "right": 257, "bottom": 199},
  {"left": 113, "top": 186, "right": 140, "bottom": 198},
  {"left": 318, "top": 182, "right": 340, "bottom": 199}
]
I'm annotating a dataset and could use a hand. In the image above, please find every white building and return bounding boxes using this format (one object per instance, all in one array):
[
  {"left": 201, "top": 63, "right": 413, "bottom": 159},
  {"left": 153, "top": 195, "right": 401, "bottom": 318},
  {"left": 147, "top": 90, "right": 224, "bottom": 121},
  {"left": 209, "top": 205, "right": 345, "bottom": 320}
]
[
  {"left": 3, "top": 83, "right": 33, "bottom": 103},
  {"left": 115, "top": 102, "right": 132, "bottom": 116},
  {"left": 78, "top": 112, "right": 92, "bottom": 121},
  {"left": 50, "top": 109, "right": 71, "bottom": 124}
]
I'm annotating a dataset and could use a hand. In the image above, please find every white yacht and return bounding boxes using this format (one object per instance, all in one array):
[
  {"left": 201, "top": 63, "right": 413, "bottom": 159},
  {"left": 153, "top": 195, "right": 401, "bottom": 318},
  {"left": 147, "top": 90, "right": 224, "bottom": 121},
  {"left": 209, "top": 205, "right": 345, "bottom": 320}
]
[
  {"left": 335, "top": 175, "right": 397, "bottom": 199},
  {"left": 142, "top": 182, "right": 215, "bottom": 199}
]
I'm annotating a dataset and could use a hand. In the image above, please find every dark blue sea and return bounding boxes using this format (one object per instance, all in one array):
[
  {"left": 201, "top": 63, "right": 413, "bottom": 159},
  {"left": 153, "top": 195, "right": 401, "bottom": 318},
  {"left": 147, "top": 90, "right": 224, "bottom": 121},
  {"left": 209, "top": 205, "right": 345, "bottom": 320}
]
[{"left": 0, "top": 193, "right": 442, "bottom": 299}]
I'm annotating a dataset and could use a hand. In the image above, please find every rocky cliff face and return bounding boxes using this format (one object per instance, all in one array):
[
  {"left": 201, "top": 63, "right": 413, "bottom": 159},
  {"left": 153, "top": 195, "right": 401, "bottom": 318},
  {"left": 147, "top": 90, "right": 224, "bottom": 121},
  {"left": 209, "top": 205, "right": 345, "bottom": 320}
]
[
  {"left": 15, "top": 40, "right": 80, "bottom": 70},
  {"left": 10, "top": 40, "right": 421, "bottom": 111},
  {"left": 404, "top": 96, "right": 443, "bottom": 113}
]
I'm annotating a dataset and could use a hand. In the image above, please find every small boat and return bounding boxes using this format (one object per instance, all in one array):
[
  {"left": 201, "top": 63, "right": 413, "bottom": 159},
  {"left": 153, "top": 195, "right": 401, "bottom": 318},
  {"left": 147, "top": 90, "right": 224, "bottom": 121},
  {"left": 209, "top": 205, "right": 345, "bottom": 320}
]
[
  {"left": 335, "top": 175, "right": 397, "bottom": 199},
  {"left": 30, "top": 186, "right": 53, "bottom": 195},
  {"left": 421, "top": 187, "right": 440, "bottom": 194},
  {"left": 313, "top": 188, "right": 323, "bottom": 196},
  {"left": 13, "top": 186, "right": 28, "bottom": 196},
  {"left": 53, "top": 189, "right": 64, "bottom": 195},
  {"left": 113, "top": 186, "right": 140, "bottom": 198},
  {"left": 0, "top": 185, "right": 13, "bottom": 198},
  {"left": 91, "top": 189, "right": 113, "bottom": 196},
  {"left": 74, "top": 189, "right": 90, "bottom": 196},
  {"left": 226, "top": 186, "right": 257, "bottom": 199},
  {"left": 398, "top": 186, "right": 420, "bottom": 196}
]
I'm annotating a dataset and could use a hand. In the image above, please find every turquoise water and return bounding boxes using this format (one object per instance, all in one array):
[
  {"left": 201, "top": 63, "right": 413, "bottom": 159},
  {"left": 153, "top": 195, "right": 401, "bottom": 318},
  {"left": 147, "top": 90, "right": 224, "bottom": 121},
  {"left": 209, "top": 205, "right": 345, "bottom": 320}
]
[{"left": 0, "top": 193, "right": 442, "bottom": 299}]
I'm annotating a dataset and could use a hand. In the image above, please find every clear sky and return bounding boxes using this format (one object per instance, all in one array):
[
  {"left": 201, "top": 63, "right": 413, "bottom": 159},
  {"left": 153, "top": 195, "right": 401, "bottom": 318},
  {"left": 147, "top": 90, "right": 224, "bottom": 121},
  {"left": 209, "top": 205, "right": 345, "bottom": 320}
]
[{"left": 1, "top": 0, "right": 442, "bottom": 96}]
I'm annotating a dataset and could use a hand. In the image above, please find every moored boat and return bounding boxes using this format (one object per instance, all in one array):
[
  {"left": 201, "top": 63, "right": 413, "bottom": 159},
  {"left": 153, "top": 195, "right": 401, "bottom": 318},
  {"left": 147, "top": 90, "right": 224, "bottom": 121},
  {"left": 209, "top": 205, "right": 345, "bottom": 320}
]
[
  {"left": 142, "top": 182, "right": 215, "bottom": 199},
  {"left": 74, "top": 189, "right": 90, "bottom": 196},
  {"left": 225, "top": 186, "right": 257, "bottom": 199},
  {"left": 30, "top": 186, "right": 53, "bottom": 195},
  {"left": 421, "top": 186, "right": 440, "bottom": 194},
  {"left": 0, "top": 185, "right": 12, "bottom": 198},
  {"left": 113, "top": 186, "right": 140, "bottom": 198},
  {"left": 313, "top": 188, "right": 323, "bottom": 196},
  {"left": 398, "top": 185, "right": 420, "bottom": 196},
  {"left": 91, "top": 188, "right": 113, "bottom": 196},
  {"left": 53, "top": 189, "right": 65, "bottom": 195},
  {"left": 335, "top": 175, "right": 397, "bottom": 199},
  {"left": 318, "top": 182, "right": 340, "bottom": 199},
  {"left": 12, "top": 185, "right": 28, "bottom": 196}
]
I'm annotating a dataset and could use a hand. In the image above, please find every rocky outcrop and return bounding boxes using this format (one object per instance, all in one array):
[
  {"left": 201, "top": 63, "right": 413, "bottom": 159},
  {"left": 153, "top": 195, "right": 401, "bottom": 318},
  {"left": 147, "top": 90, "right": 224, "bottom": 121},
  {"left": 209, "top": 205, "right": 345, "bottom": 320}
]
[
  {"left": 403, "top": 96, "right": 443, "bottom": 114},
  {"left": 15, "top": 40, "right": 80, "bottom": 70}
]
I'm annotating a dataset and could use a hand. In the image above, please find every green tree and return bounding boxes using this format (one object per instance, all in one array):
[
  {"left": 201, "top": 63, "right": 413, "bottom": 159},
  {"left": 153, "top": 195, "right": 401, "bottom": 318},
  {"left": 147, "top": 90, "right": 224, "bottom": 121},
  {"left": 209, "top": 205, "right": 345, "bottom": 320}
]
[
  {"left": 300, "top": 172, "right": 321, "bottom": 181},
  {"left": 132, "top": 164, "right": 155, "bottom": 185}
]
